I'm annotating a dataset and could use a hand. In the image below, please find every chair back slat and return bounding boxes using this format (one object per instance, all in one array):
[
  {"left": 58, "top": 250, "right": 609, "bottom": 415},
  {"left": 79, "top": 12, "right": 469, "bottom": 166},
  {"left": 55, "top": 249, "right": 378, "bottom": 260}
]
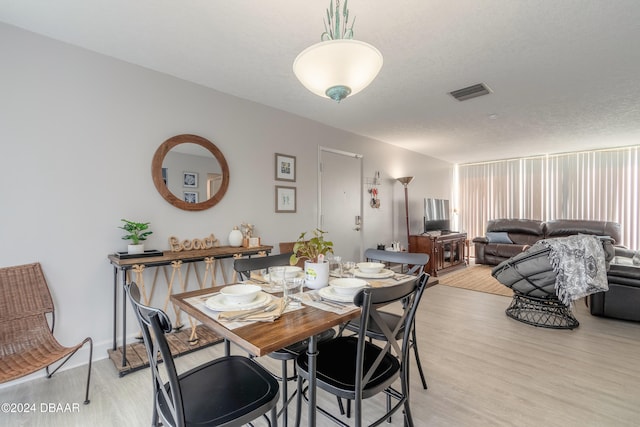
[
  {"left": 126, "top": 282, "right": 184, "bottom": 427},
  {"left": 279, "top": 241, "right": 306, "bottom": 267},
  {"left": 353, "top": 274, "right": 430, "bottom": 392},
  {"left": 363, "top": 249, "right": 429, "bottom": 276},
  {"left": 233, "top": 253, "right": 293, "bottom": 280},
  {"left": 0, "top": 263, "right": 54, "bottom": 323}
]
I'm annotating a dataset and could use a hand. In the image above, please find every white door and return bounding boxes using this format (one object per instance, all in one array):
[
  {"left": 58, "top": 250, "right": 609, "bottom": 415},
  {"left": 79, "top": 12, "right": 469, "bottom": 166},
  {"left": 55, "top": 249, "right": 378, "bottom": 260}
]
[{"left": 319, "top": 147, "right": 363, "bottom": 262}]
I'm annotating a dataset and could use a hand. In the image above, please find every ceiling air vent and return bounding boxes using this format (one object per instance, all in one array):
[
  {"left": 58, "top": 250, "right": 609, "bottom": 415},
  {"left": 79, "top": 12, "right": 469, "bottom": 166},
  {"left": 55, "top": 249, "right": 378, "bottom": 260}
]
[{"left": 449, "top": 83, "right": 492, "bottom": 101}]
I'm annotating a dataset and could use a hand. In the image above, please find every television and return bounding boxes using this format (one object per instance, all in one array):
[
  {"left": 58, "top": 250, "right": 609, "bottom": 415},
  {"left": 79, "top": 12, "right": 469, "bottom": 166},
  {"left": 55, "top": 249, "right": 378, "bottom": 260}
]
[{"left": 424, "top": 198, "right": 450, "bottom": 233}]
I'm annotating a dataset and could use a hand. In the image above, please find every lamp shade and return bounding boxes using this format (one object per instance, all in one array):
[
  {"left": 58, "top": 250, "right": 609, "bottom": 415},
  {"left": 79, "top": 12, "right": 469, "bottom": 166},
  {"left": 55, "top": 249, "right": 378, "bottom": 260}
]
[
  {"left": 396, "top": 176, "right": 414, "bottom": 186},
  {"left": 293, "top": 39, "right": 383, "bottom": 102}
]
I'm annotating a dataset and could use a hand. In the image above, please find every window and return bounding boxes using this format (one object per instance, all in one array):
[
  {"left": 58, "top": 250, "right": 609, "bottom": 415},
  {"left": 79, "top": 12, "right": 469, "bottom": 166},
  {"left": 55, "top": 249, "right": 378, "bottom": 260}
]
[{"left": 457, "top": 146, "right": 639, "bottom": 252}]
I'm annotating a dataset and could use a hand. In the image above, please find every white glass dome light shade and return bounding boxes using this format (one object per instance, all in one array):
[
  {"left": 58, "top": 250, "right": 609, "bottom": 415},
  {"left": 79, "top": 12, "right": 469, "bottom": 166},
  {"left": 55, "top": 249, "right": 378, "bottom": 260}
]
[{"left": 293, "top": 39, "right": 383, "bottom": 102}]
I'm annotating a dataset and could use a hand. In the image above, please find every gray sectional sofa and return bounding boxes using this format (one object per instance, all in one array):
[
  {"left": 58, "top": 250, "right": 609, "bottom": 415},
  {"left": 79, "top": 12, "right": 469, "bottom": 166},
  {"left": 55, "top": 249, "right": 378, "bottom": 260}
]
[{"left": 473, "top": 218, "right": 622, "bottom": 266}]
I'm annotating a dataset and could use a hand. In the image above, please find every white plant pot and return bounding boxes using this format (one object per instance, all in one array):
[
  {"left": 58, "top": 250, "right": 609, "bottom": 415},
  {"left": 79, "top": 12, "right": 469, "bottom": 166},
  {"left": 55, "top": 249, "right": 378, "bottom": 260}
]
[
  {"left": 128, "top": 244, "right": 145, "bottom": 254},
  {"left": 304, "top": 260, "right": 330, "bottom": 289}
]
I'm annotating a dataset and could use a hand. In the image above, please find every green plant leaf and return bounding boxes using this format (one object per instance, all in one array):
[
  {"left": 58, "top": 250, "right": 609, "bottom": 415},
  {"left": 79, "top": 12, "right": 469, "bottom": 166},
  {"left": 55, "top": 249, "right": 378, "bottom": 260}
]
[{"left": 119, "top": 219, "right": 153, "bottom": 244}]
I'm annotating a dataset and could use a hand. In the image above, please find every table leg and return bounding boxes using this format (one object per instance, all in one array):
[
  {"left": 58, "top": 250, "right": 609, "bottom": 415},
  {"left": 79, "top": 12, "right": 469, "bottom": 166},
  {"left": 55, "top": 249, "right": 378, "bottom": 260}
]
[
  {"left": 112, "top": 267, "right": 117, "bottom": 351},
  {"left": 121, "top": 268, "right": 127, "bottom": 368},
  {"left": 307, "top": 334, "right": 318, "bottom": 426}
]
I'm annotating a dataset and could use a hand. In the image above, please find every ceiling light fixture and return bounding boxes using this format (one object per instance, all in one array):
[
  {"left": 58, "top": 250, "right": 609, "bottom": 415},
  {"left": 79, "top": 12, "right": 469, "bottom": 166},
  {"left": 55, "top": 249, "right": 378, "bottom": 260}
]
[{"left": 293, "top": 0, "right": 383, "bottom": 102}]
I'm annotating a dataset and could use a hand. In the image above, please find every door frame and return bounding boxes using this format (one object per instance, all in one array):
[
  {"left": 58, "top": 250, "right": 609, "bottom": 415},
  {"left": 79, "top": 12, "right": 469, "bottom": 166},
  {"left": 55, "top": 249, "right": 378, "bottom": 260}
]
[{"left": 318, "top": 146, "right": 364, "bottom": 261}]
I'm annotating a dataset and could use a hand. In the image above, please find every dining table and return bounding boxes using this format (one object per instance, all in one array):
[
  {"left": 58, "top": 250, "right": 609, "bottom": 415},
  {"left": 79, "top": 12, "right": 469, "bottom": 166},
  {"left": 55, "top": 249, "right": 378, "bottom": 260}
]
[{"left": 170, "top": 271, "right": 416, "bottom": 426}]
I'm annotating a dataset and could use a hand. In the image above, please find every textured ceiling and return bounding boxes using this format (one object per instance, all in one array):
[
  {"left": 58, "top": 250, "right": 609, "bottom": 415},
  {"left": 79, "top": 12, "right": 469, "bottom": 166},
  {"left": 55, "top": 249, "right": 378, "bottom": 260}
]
[{"left": 1, "top": 0, "right": 639, "bottom": 163}]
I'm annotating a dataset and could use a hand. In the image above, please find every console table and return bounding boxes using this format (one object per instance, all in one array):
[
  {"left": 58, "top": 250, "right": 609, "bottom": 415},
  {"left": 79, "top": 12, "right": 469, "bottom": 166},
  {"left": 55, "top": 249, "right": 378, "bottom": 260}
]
[
  {"left": 409, "top": 233, "right": 468, "bottom": 277},
  {"left": 107, "top": 245, "right": 272, "bottom": 375}
]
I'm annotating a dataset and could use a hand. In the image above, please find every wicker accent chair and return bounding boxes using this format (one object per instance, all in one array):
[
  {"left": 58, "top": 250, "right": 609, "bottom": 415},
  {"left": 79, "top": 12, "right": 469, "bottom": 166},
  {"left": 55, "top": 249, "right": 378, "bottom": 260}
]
[
  {"left": 492, "top": 236, "right": 614, "bottom": 330},
  {"left": 0, "top": 262, "right": 93, "bottom": 404}
]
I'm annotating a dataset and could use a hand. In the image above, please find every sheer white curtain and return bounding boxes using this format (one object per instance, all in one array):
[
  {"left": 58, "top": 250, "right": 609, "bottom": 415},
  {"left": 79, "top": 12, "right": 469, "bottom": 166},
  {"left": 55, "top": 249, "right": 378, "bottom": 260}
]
[{"left": 457, "top": 146, "right": 639, "bottom": 253}]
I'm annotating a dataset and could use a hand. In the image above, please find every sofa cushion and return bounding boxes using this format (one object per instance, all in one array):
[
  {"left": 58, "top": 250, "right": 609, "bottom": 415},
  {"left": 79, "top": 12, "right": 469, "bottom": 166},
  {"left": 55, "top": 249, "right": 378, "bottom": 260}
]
[
  {"left": 486, "top": 219, "right": 545, "bottom": 236},
  {"left": 544, "top": 219, "right": 621, "bottom": 244},
  {"left": 608, "top": 258, "right": 640, "bottom": 282},
  {"left": 486, "top": 231, "right": 513, "bottom": 244},
  {"left": 484, "top": 243, "right": 530, "bottom": 259},
  {"left": 491, "top": 246, "right": 557, "bottom": 298}
]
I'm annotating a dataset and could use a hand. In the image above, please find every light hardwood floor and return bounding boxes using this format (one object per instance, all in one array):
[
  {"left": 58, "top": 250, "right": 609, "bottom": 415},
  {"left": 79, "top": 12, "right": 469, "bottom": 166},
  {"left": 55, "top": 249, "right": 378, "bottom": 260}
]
[{"left": 2, "top": 284, "right": 639, "bottom": 426}]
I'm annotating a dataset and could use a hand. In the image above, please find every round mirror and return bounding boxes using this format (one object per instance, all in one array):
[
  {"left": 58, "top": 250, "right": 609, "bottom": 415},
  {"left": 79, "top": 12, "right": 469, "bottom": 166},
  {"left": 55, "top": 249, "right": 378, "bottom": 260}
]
[{"left": 152, "top": 134, "right": 230, "bottom": 211}]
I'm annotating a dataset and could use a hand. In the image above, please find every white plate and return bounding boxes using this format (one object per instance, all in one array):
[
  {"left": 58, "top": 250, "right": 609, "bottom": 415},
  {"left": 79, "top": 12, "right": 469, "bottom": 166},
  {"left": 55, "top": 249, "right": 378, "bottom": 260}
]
[
  {"left": 353, "top": 268, "right": 395, "bottom": 279},
  {"left": 205, "top": 291, "right": 272, "bottom": 312},
  {"left": 318, "top": 286, "right": 357, "bottom": 303}
]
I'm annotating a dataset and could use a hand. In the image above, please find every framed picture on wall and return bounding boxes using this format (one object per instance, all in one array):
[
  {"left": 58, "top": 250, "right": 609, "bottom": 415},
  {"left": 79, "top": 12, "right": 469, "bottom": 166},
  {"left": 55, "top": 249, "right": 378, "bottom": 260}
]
[
  {"left": 275, "top": 153, "right": 296, "bottom": 182},
  {"left": 184, "top": 191, "right": 199, "bottom": 203},
  {"left": 275, "top": 186, "right": 296, "bottom": 213},
  {"left": 183, "top": 172, "right": 198, "bottom": 188}
]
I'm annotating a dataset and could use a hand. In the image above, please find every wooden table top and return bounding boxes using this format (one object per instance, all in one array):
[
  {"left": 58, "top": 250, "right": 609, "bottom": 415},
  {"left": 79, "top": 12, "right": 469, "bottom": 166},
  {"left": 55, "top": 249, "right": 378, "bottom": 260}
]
[
  {"left": 171, "top": 286, "right": 361, "bottom": 357},
  {"left": 107, "top": 245, "right": 274, "bottom": 268}
]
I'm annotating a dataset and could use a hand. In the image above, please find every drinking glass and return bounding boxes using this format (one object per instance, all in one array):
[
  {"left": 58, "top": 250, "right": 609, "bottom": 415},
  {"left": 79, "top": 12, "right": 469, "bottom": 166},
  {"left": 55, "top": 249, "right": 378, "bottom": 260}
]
[
  {"left": 284, "top": 277, "right": 305, "bottom": 307},
  {"left": 342, "top": 261, "right": 356, "bottom": 278},
  {"left": 330, "top": 255, "right": 343, "bottom": 277},
  {"left": 268, "top": 266, "right": 285, "bottom": 292}
]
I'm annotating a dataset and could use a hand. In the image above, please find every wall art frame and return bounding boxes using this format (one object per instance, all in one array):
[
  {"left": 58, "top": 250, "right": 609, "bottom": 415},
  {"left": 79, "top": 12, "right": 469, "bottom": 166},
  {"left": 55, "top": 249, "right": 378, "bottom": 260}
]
[
  {"left": 275, "top": 186, "right": 296, "bottom": 213},
  {"left": 275, "top": 153, "right": 296, "bottom": 182}
]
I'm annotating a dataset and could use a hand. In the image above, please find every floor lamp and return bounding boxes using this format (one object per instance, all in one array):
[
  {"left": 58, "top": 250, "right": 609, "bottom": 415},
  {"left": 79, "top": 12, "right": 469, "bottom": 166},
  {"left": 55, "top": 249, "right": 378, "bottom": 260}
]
[{"left": 396, "top": 176, "right": 414, "bottom": 251}]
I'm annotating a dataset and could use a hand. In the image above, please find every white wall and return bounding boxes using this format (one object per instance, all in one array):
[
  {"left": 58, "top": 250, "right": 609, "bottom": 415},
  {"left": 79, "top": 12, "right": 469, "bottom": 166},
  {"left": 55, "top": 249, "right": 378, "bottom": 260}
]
[{"left": 0, "top": 23, "right": 452, "bottom": 376}]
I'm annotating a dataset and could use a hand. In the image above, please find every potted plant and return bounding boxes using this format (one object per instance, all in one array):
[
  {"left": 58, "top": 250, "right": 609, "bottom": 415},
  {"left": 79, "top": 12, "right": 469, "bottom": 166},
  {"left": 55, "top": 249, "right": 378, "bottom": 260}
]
[
  {"left": 119, "top": 219, "right": 153, "bottom": 254},
  {"left": 289, "top": 228, "right": 334, "bottom": 289}
]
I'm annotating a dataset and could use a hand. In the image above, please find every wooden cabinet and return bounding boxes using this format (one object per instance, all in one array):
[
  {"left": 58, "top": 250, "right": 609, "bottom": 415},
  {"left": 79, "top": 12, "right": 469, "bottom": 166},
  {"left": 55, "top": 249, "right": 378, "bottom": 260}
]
[{"left": 409, "top": 233, "right": 468, "bottom": 277}]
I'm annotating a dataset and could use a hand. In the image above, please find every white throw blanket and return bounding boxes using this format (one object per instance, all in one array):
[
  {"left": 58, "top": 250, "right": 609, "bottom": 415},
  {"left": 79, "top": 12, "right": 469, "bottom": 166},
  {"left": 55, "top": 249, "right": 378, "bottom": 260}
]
[{"left": 531, "top": 235, "right": 609, "bottom": 305}]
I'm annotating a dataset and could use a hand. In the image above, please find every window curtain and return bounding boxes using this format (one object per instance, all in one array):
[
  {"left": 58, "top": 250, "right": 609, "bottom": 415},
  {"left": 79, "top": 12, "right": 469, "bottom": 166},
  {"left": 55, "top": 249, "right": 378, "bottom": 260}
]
[{"left": 457, "top": 146, "right": 639, "bottom": 253}]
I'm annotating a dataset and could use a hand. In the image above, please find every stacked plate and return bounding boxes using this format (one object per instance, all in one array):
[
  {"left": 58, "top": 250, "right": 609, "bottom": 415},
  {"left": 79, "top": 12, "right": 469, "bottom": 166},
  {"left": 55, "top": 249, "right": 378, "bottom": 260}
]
[
  {"left": 353, "top": 268, "right": 394, "bottom": 279},
  {"left": 205, "top": 284, "right": 272, "bottom": 311},
  {"left": 352, "top": 262, "right": 394, "bottom": 278},
  {"left": 319, "top": 278, "right": 369, "bottom": 303}
]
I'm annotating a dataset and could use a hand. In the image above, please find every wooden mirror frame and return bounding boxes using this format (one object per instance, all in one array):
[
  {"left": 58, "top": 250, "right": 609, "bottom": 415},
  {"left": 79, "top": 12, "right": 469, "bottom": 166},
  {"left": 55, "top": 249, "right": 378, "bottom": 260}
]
[{"left": 152, "top": 134, "right": 230, "bottom": 211}]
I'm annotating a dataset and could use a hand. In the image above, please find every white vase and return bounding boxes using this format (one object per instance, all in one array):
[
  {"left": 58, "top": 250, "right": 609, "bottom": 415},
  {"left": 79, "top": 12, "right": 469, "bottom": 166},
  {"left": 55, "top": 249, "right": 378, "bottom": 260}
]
[
  {"left": 228, "top": 227, "right": 243, "bottom": 247},
  {"left": 304, "top": 260, "right": 330, "bottom": 289},
  {"left": 128, "top": 244, "right": 144, "bottom": 254}
]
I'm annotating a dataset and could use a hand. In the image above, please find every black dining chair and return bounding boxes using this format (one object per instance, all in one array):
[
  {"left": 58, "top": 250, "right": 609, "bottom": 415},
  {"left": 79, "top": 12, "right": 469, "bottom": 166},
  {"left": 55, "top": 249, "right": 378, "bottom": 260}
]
[
  {"left": 343, "top": 249, "right": 430, "bottom": 390},
  {"left": 363, "top": 248, "right": 428, "bottom": 276},
  {"left": 125, "top": 282, "right": 280, "bottom": 427},
  {"left": 234, "top": 252, "right": 294, "bottom": 281},
  {"left": 233, "top": 253, "right": 336, "bottom": 427},
  {"left": 294, "top": 273, "right": 430, "bottom": 427}
]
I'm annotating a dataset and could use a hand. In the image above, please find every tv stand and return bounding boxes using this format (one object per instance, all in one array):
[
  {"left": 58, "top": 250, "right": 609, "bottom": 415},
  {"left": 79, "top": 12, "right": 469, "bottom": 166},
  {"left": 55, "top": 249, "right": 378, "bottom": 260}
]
[{"left": 409, "top": 232, "right": 468, "bottom": 277}]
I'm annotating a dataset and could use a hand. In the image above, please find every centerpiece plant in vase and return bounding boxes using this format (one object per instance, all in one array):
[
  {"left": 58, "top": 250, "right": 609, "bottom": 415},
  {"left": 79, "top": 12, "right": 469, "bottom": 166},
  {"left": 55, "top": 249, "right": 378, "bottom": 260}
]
[
  {"left": 119, "top": 219, "right": 153, "bottom": 254},
  {"left": 289, "top": 228, "right": 333, "bottom": 289}
]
